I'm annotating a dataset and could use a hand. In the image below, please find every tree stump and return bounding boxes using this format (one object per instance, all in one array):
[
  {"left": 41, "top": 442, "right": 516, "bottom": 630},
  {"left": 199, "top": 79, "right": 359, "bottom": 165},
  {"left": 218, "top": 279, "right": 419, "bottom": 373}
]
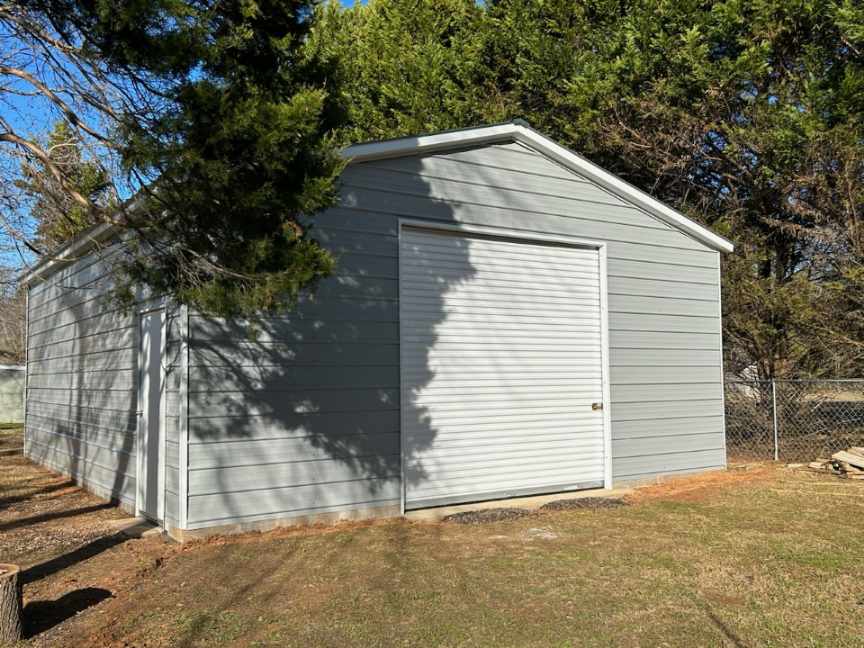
[{"left": 0, "top": 564, "right": 22, "bottom": 643}]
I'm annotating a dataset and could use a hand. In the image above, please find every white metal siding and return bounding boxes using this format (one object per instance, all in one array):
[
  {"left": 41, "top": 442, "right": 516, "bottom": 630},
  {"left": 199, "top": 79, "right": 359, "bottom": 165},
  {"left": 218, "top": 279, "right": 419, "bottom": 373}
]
[{"left": 400, "top": 226, "right": 606, "bottom": 509}]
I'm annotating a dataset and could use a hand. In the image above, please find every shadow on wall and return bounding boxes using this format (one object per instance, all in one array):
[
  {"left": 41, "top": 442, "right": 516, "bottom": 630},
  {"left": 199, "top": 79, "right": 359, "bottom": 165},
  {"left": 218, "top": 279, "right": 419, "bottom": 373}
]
[
  {"left": 24, "top": 248, "right": 139, "bottom": 513},
  {"left": 188, "top": 163, "right": 476, "bottom": 524}
]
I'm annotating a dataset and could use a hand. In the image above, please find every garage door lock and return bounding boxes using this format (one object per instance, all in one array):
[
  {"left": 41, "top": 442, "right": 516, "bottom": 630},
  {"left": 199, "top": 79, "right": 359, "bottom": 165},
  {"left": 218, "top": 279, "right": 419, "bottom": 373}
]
[{"left": 591, "top": 402, "right": 603, "bottom": 411}]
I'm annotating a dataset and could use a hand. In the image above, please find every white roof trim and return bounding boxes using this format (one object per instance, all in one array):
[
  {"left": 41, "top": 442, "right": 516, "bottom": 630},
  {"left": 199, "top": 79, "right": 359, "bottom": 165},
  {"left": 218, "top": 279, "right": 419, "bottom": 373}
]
[
  {"left": 342, "top": 123, "right": 734, "bottom": 254},
  {"left": 20, "top": 221, "right": 118, "bottom": 287},
  {"left": 22, "top": 123, "right": 732, "bottom": 287}
]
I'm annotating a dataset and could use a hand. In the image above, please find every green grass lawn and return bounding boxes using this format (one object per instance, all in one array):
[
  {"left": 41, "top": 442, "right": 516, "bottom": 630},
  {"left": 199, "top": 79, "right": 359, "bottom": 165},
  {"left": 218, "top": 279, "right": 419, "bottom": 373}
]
[{"left": 41, "top": 465, "right": 864, "bottom": 648}]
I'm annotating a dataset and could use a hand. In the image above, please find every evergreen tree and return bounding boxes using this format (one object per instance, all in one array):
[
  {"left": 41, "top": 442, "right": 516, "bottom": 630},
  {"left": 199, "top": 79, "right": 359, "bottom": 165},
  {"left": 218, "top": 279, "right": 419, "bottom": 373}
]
[
  {"left": 27, "top": 0, "right": 347, "bottom": 316},
  {"left": 309, "top": 0, "right": 498, "bottom": 144},
  {"left": 18, "top": 121, "right": 112, "bottom": 252},
  {"left": 318, "top": 0, "right": 864, "bottom": 378}
]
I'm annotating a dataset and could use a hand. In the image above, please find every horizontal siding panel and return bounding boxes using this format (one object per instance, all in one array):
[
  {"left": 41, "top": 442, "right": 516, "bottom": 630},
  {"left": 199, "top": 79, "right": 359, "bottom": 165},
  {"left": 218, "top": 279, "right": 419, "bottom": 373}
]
[
  {"left": 27, "top": 419, "right": 136, "bottom": 454},
  {"left": 613, "top": 448, "right": 726, "bottom": 480},
  {"left": 606, "top": 242, "right": 717, "bottom": 268},
  {"left": 610, "top": 348, "right": 721, "bottom": 366},
  {"left": 609, "top": 330, "right": 720, "bottom": 350},
  {"left": 190, "top": 388, "right": 399, "bottom": 418},
  {"left": 28, "top": 248, "right": 124, "bottom": 307},
  {"left": 344, "top": 168, "right": 654, "bottom": 230},
  {"left": 311, "top": 207, "right": 399, "bottom": 236},
  {"left": 189, "top": 432, "right": 399, "bottom": 470},
  {"left": 190, "top": 341, "right": 399, "bottom": 368},
  {"left": 612, "top": 400, "right": 724, "bottom": 421},
  {"left": 188, "top": 410, "right": 399, "bottom": 440},
  {"left": 28, "top": 328, "right": 134, "bottom": 361},
  {"left": 28, "top": 388, "right": 135, "bottom": 411},
  {"left": 166, "top": 440, "right": 180, "bottom": 470},
  {"left": 611, "top": 366, "right": 722, "bottom": 385},
  {"left": 165, "top": 415, "right": 180, "bottom": 443},
  {"left": 29, "top": 276, "right": 118, "bottom": 319},
  {"left": 29, "top": 289, "right": 118, "bottom": 326},
  {"left": 343, "top": 186, "right": 706, "bottom": 252},
  {"left": 313, "top": 276, "right": 397, "bottom": 301},
  {"left": 613, "top": 433, "right": 724, "bottom": 458},
  {"left": 331, "top": 252, "right": 398, "bottom": 278},
  {"left": 609, "top": 313, "right": 719, "bottom": 334},
  {"left": 29, "top": 314, "right": 134, "bottom": 348},
  {"left": 407, "top": 467, "right": 604, "bottom": 501},
  {"left": 28, "top": 370, "right": 136, "bottom": 391},
  {"left": 423, "top": 144, "right": 579, "bottom": 180},
  {"left": 27, "top": 403, "right": 136, "bottom": 432},
  {"left": 187, "top": 479, "right": 400, "bottom": 525},
  {"left": 312, "top": 227, "right": 398, "bottom": 257},
  {"left": 283, "top": 298, "right": 398, "bottom": 322},
  {"left": 608, "top": 276, "right": 719, "bottom": 301},
  {"left": 368, "top": 156, "right": 629, "bottom": 207},
  {"left": 28, "top": 360, "right": 136, "bottom": 381},
  {"left": 608, "top": 258, "right": 718, "bottom": 284},
  {"left": 191, "top": 316, "right": 398, "bottom": 345},
  {"left": 28, "top": 307, "right": 128, "bottom": 337},
  {"left": 26, "top": 437, "right": 136, "bottom": 499},
  {"left": 612, "top": 416, "right": 725, "bottom": 439},
  {"left": 28, "top": 309, "right": 133, "bottom": 343},
  {"left": 611, "top": 382, "right": 722, "bottom": 403},
  {"left": 189, "top": 457, "right": 400, "bottom": 495},
  {"left": 608, "top": 294, "right": 719, "bottom": 318},
  {"left": 190, "top": 365, "right": 398, "bottom": 392}
]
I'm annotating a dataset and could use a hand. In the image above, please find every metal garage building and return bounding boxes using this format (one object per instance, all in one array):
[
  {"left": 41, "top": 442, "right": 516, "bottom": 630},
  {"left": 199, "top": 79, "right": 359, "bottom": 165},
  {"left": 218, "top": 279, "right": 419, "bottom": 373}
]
[{"left": 22, "top": 122, "right": 733, "bottom": 539}]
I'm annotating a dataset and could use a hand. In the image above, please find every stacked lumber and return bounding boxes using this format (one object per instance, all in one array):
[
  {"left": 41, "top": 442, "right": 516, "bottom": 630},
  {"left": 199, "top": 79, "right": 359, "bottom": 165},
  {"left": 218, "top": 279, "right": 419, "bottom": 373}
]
[{"left": 808, "top": 447, "right": 864, "bottom": 479}]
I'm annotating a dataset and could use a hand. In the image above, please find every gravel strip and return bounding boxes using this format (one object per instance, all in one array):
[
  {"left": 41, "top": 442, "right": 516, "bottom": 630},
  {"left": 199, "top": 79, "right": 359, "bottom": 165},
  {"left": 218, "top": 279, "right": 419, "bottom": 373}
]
[
  {"left": 443, "top": 508, "right": 537, "bottom": 524},
  {"left": 540, "top": 497, "right": 628, "bottom": 511}
]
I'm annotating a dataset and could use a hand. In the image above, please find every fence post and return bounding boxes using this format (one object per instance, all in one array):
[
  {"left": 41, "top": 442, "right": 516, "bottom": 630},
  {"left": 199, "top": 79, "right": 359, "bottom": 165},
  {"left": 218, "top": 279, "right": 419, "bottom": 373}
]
[{"left": 771, "top": 379, "right": 779, "bottom": 461}]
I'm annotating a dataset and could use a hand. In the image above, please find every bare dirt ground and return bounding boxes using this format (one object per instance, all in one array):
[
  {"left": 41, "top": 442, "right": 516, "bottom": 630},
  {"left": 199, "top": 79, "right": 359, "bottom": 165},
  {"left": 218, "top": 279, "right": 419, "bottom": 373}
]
[
  {"left": 0, "top": 433, "right": 177, "bottom": 645},
  {"left": 3, "top": 445, "right": 864, "bottom": 647}
]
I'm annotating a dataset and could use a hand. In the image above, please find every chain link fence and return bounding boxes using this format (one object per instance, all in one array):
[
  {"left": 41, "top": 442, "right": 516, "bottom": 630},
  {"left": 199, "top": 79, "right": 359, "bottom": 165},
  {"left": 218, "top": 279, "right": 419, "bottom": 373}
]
[{"left": 725, "top": 380, "right": 864, "bottom": 463}]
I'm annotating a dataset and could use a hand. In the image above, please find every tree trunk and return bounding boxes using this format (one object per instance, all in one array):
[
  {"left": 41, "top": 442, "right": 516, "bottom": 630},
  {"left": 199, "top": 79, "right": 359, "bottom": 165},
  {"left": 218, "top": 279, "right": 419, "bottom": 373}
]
[{"left": 0, "top": 564, "right": 22, "bottom": 643}]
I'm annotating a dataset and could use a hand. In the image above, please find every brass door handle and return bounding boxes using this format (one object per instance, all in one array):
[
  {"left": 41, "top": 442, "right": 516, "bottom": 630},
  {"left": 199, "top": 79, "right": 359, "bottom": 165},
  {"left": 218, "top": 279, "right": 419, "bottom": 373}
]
[{"left": 591, "top": 402, "right": 603, "bottom": 411}]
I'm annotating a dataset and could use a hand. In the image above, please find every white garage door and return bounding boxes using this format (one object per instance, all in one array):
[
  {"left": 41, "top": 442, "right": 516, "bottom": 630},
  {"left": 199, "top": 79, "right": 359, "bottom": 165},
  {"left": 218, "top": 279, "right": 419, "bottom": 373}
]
[{"left": 400, "top": 226, "right": 607, "bottom": 509}]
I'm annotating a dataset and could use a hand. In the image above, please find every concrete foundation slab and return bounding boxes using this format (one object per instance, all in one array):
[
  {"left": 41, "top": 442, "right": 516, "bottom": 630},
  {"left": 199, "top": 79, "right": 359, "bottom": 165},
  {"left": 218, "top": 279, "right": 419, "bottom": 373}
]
[{"left": 404, "top": 487, "right": 633, "bottom": 522}]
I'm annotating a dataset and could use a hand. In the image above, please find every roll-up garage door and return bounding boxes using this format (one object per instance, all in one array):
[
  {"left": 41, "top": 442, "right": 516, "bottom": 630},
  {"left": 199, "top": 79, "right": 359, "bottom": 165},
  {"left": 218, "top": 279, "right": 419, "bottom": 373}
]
[{"left": 400, "top": 226, "right": 607, "bottom": 509}]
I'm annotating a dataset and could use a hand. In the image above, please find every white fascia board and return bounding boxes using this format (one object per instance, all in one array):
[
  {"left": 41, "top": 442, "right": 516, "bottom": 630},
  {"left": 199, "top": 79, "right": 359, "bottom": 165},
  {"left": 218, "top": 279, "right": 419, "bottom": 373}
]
[
  {"left": 19, "top": 221, "right": 120, "bottom": 287},
  {"left": 342, "top": 123, "right": 734, "bottom": 254},
  {"left": 342, "top": 123, "right": 522, "bottom": 163}
]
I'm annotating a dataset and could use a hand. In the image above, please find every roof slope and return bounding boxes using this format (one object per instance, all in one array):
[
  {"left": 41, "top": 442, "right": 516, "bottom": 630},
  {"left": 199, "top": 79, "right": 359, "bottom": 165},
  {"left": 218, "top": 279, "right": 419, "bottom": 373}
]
[
  {"left": 23, "top": 122, "right": 732, "bottom": 286},
  {"left": 343, "top": 121, "right": 733, "bottom": 254}
]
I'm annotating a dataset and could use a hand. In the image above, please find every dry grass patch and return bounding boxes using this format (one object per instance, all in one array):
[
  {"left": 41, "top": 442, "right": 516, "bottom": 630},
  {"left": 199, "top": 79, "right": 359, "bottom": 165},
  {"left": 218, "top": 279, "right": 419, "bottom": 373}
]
[{"left": 3, "top": 457, "right": 864, "bottom": 647}]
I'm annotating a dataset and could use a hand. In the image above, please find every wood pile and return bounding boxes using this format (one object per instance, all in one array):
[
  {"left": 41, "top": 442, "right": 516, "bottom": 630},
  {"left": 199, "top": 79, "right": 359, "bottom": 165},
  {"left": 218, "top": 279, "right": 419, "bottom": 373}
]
[{"left": 808, "top": 447, "right": 864, "bottom": 479}]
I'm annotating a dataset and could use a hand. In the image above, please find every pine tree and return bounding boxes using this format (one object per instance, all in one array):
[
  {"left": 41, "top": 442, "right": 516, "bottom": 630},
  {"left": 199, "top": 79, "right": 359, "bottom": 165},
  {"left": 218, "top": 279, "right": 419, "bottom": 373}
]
[
  {"left": 319, "top": 0, "right": 864, "bottom": 378},
  {"left": 18, "top": 121, "right": 111, "bottom": 252},
  {"left": 27, "top": 0, "right": 347, "bottom": 316}
]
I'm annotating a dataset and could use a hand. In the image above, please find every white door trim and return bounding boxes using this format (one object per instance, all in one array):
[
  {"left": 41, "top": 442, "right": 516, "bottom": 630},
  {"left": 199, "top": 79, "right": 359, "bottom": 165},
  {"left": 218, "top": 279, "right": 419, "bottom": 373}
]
[
  {"left": 136, "top": 306, "right": 167, "bottom": 523},
  {"left": 397, "top": 218, "right": 614, "bottom": 512}
]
